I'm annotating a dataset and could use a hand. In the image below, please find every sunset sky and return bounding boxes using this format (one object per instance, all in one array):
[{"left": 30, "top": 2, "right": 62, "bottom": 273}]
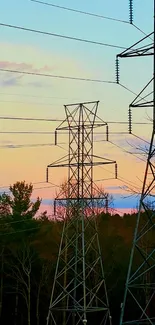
[{"left": 0, "top": 0, "right": 153, "bottom": 215}]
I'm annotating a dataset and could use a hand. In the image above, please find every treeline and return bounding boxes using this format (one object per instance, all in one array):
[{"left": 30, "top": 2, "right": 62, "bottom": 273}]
[{"left": 0, "top": 181, "right": 149, "bottom": 325}]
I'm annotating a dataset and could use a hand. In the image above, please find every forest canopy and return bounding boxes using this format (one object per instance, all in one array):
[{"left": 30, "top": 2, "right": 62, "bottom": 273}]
[{"left": 0, "top": 181, "right": 149, "bottom": 325}]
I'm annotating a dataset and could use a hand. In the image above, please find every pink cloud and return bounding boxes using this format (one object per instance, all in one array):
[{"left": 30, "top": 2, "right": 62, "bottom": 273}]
[
  {"left": 39, "top": 204, "right": 137, "bottom": 218},
  {"left": 0, "top": 61, "right": 56, "bottom": 88},
  {"left": 0, "top": 60, "right": 55, "bottom": 73}
]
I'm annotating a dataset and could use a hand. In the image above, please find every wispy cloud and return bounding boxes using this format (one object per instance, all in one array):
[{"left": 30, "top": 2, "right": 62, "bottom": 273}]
[
  {"left": 42, "top": 199, "right": 53, "bottom": 205},
  {"left": 0, "top": 60, "right": 56, "bottom": 88},
  {"left": 26, "top": 81, "right": 41, "bottom": 88},
  {"left": 106, "top": 185, "right": 128, "bottom": 190},
  {"left": 0, "top": 74, "right": 23, "bottom": 88},
  {"left": 40, "top": 194, "right": 139, "bottom": 210},
  {"left": 112, "top": 193, "right": 139, "bottom": 209},
  {"left": 0, "top": 60, "right": 55, "bottom": 73}
]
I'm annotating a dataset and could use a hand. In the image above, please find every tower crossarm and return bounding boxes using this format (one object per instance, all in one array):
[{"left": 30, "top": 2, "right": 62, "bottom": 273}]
[{"left": 117, "top": 32, "right": 154, "bottom": 59}]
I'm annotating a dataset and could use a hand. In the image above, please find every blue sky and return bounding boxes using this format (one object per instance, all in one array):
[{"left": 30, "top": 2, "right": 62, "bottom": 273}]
[{"left": 0, "top": 0, "right": 154, "bottom": 212}]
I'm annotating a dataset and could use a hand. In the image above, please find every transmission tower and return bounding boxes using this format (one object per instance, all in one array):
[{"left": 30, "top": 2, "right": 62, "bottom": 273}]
[
  {"left": 116, "top": 1, "right": 155, "bottom": 324},
  {"left": 46, "top": 101, "right": 117, "bottom": 325}
]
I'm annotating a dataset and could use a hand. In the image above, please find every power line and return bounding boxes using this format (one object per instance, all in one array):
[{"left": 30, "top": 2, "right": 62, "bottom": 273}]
[
  {"left": 0, "top": 22, "right": 126, "bottom": 50},
  {"left": 0, "top": 225, "right": 44, "bottom": 237},
  {"left": 30, "top": 0, "right": 129, "bottom": 24},
  {"left": 119, "top": 83, "right": 144, "bottom": 97},
  {"left": 0, "top": 218, "right": 37, "bottom": 227},
  {"left": 0, "top": 143, "right": 56, "bottom": 149},
  {"left": 0, "top": 92, "right": 83, "bottom": 100},
  {"left": 0, "top": 116, "right": 62, "bottom": 122},
  {"left": 99, "top": 165, "right": 141, "bottom": 192},
  {"left": 0, "top": 100, "right": 62, "bottom": 106},
  {"left": 110, "top": 206, "right": 134, "bottom": 215},
  {"left": 0, "top": 181, "right": 59, "bottom": 189},
  {"left": 2, "top": 136, "right": 143, "bottom": 149},
  {"left": 33, "top": 185, "right": 55, "bottom": 190},
  {"left": 0, "top": 131, "right": 129, "bottom": 135},
  {"left": 106, "top": 121, "right": 151, "bottom": 125},
  {"left": 0, "top": 200, "right": 138, "bottom": 234},
  {"left": 30, "top": 0, "right": 151, "bottom": 41},
  {"left": 0, "top": 203, "right": 134, "bottom": 236},
  {"left": 0, "top": 210, "right": 53, "bottom": 226},
  {"left": 119, "top": 83, "right": 153, "bottom": 107},
  {"left": 0, "top": 140, "right": 110, "bottom": 149},
  {"left": 0, "top": 83, "right": 142, "bottom": 101},
  {"left": 0, "top": 67, "right": 116, "bottom": 83},
  {"left": 118, "top": 177, "right": 140, "bottom": 193},
  {"left": 131, "top": 133, "right": 151, "bottom": 145},
  {"left": 132, "top": 24, "right": 154, "bottom": 40},
  {"left": 0, "top": 131, "right": 55, "bottom": 134},
  {"left": 109, "top": 140, "right": 146, "bottom": 162},
  {"left": 0, "top": 116, "right": 151, "bottom": 125}
]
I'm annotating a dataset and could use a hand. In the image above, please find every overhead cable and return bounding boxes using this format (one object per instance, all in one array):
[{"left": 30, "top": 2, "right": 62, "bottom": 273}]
[
  {"left": 30, "top": 0, "right": 150, "bottom": 39},
  {"left": 30, "top": 0, "right": 129, "bottom": 24},
  {"left": 0, "top": 131, "right": 129, "bottom": 135},
  {"left": 0, "top": 22, "right": 126, "bottom": 49},
  {"left": 0, "top": 116, "right": 151, "bottom": 125},
  {"left": 0, "top": 143, "right": 55, "bottom": 149},
  {"left": 99, "top": 165, "right": 141, "bottom": 191},
  {"left": 109, "top": 140, "right": 146, "bottom": 162},
  {"left": 0, "top": 67, "right": 116, "bottom": 83}
]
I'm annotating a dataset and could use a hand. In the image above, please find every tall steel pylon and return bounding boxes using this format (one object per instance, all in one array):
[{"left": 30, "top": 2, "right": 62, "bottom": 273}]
[
  {"left": 46, "top": 101, "right": 117, "bottom": 325},
  {"left": 116, "top": 1, "right": 155, "bottom": 324}
]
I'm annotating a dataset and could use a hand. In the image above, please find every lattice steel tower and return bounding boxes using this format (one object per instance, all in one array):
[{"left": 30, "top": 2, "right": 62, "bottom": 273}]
[
  {"left": 116, "top": 0, "right": 155, "bottom": 324},
  {"left": 46, "top": 101, "right": 117, "bottom": 325}
]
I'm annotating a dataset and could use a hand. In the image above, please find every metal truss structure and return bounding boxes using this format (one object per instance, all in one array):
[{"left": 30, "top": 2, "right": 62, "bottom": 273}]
[
  {"left": 116, "top": 2, "right": 155, "bottom": 324},
  {"left": 46, "top": 101, "right": 117, "bottom": 325}
]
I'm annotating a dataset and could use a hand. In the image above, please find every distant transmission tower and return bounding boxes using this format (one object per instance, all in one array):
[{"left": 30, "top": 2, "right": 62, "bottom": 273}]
[
  {"left": 46, "top": 101, "right": 117, "bottom": 325},
  {"left": 116, "top": 1, "right": 155, "bottom": 324}
]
